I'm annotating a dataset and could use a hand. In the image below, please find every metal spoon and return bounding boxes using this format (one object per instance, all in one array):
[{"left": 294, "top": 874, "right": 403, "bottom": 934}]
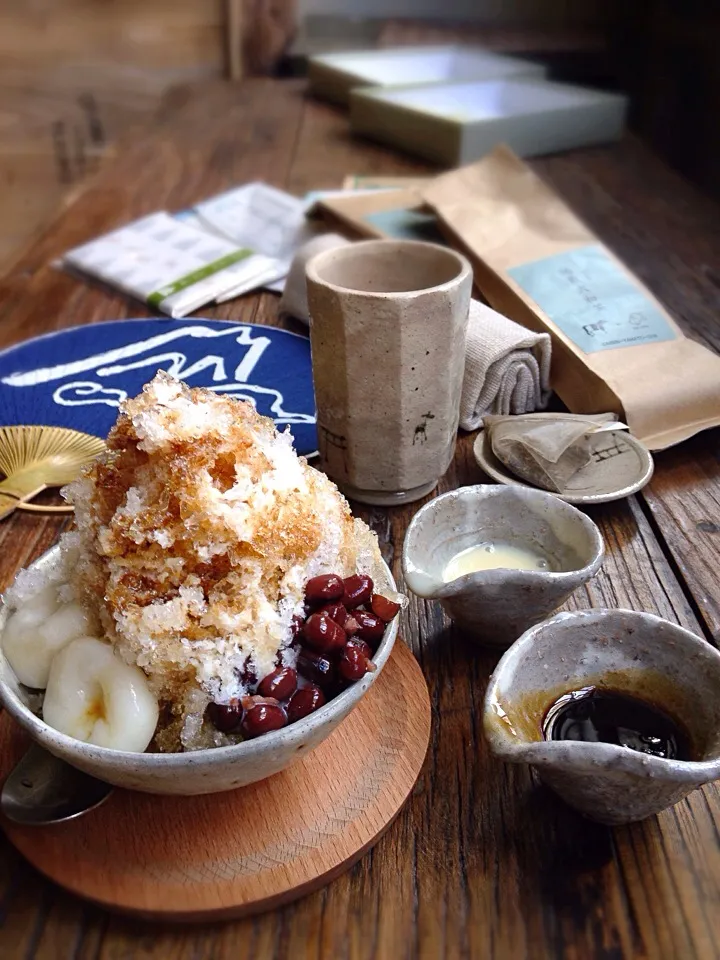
[{"left": 1, "top": 744, "right": 113, "bottom": 825}]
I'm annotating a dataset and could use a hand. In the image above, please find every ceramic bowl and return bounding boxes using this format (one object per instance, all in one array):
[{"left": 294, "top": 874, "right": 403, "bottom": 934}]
[
  {"left": 0, "top": 547, "right": 399, "bottom": 796},
  {"left": 402, "top": 484, "right": 604, "bottom": 647},
  {"left": 483, "top": 609, "right": 720, "bottom": 824}
]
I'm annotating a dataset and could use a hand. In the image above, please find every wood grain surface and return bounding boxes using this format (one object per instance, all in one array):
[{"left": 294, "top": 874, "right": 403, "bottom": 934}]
[
  {"left": 0, "top": 0, "right": 224, "bottom": 275},
  {"left": 0, "top": 642, "right": 430, "bottom": 921},
  {"left": 0, "top": 78, "right": 719, "bottom": 959}
]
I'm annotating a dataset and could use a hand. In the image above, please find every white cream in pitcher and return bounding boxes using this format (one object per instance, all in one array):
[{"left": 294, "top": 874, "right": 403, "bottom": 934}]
[{"left": 443, "top": 542, "right": 550, "bottom": 581}]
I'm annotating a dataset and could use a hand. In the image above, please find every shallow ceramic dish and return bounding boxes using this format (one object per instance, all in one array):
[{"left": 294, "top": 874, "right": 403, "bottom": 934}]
[
  {"left": 402, "top": 485, "right": 603, "bottom": 647},
  {"left": 473, "top": 428, "right": 654, "bottom": 505},
  {"left": 483, "top": 609, "right": 720, "bottom": 824},
  {"left": 0, "top": 547, "right": 399, "bottom": 796}
]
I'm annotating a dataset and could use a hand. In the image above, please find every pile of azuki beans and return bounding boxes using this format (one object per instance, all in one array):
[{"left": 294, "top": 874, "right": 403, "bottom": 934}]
[{"left": 207, "top": 573, "right": 400, "bottom": 739}]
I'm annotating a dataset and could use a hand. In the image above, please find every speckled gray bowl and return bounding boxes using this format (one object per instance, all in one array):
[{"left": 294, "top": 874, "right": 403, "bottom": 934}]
[
  {"left": 402, "top": 485, "right": 604, "bottom": 648},
  {"left": 483, "top": 609, "right": 720, "bottom": 825},
  {"left": 0, "top": 547, "right": 399, "bottom": 796}
]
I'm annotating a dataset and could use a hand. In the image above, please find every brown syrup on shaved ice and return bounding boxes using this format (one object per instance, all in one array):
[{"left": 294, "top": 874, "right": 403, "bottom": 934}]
[{"left": 53, "top": 372, "right": 400, "bottom": 751}]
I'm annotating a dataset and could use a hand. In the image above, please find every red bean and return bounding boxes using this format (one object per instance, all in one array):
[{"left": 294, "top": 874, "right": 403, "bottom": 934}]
[
  {"left": 207, "top": 699, "right": 243, "bottom": 732},
  {"left": 290, "top": 615, "right": 305, "bottom": 637},
  {"left": 318, "top": 601, "right": 348, "bottom": 626},
  {"left": 258, "top": 666, "right": 298, "bottom": 701},
  {"left": 342, "top": 573, "right": 374, "bottom": 608},
  {"left": 242, "top": 702, "right": 287, "bottom": 738},
  {"left": 287, "top": 685, "right": 325, "bottom": 723},
  {"left": 303, "top": 612, "right": 346, "bottom": 654},
  {"left": 297, "top": 649, "right": 336, "bottom": 689},
  {"left": 353, "top": 610, "right": 386, "bottom": 645},
  {"left": 305, "top": 574, "right": 344, "bottom": 606},
  {"left": 370, "top": 594, "right": 401, "bottom": 622},
  {"left": 343, "top": 615, "right": 359, "bottom": 636},
  {"left": 338, "top": 643, "right": 370, "bottom": 682},
  {"left": 348, "top": 638, "right": 373, "bottom": 660}
]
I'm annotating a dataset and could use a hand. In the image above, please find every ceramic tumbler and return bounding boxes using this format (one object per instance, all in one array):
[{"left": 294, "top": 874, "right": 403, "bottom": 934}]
[{"left": 306, "top": 239, "right": 473, "bottom": 505}]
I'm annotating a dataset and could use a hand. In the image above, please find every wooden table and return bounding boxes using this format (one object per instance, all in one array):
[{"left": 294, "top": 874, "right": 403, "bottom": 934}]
[{"left": 1, "top": 79, "right": 719, "bottom": 960}]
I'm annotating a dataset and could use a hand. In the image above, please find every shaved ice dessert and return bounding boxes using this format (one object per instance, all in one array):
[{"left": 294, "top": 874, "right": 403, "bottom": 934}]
[{"left": 1, "top": 373, "right": 401, "bottom": 753}]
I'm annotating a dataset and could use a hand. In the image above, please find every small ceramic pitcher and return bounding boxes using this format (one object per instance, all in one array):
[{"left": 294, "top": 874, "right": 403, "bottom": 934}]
[
  {"left": 306, "top": 239, "right": 472, "bottom": 506},
  {"left": 483, "top": 609, "right": 720, "bottom": 824},
  {"left": 402, "top": 485, "right": 604, "bottom": 647}
]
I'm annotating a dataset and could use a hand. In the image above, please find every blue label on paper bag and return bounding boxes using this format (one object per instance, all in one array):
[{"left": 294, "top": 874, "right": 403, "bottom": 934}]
[
  {"left": 508, "top": 245, "right": 677, "bottom": 353},
  {"left": 364, "top": 208, "right": 447, "bottom": 245}
]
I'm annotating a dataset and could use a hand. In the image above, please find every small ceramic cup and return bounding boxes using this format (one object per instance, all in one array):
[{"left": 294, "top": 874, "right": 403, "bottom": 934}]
[
  {"left": 306, "top": 239, "right": 473, "bottom": 506},
  {"left": 483, "top": 609, "right": 720, "bottom": 825},
  {"left": 402, "top": 485, "right": 604, "bottom": 647}
]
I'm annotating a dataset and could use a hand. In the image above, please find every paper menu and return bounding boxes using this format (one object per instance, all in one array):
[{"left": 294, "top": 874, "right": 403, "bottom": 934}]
[
  {"left": 185, "top": 183, "right": 321, "bottom": 299},
  {"left": 172, "top": 208, "right": 281, "bottom": 298},
  {"left": 264, "top": 275, "right": 287, "bottom": 294},
  {"left": 194, "top": 182, "right": 308, "bottom": 260},
  {"left": 215, "top": 258, "right": 289, "bottom": 302},
  {"left": 62, "top": 183, "right": 337, "bottom": 313},
  {"left": 216, "top": 222, "right": 323, "bottom": 300},
  {"left": 62, "top": 213, "right": 260, "bottom": 317},
  {"left": 173, "top": 209, "right": 232, "bottom": 241}
]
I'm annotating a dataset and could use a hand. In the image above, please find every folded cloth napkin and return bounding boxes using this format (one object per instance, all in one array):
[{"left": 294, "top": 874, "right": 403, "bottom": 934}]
[
  {"left": 278, "top": 232, "right": 351, "bottom": 322},
  {"left": 278, "top": 234, "right": 552, "bottom": 428},
  {"left": 460, "top": 299, "right": 551, "bottom": 430}
]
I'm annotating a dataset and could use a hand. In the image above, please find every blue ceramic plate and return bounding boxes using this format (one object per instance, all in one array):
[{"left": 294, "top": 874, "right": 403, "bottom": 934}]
[{"left": 0, "top": 319, "right": 317, "bottom": 455}]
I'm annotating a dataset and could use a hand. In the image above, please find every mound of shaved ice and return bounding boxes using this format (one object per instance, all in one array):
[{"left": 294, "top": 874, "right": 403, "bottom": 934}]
[{"left": 54, "top": 372, "right": 384, "bottom": 750}]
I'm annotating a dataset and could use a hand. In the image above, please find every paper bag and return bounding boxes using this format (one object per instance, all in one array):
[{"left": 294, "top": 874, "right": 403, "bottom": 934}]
[
  {"left": 308, "top": 188, "right": 446, "bottom": 244},
  {"left": 341, "top": 175, "right": 433, "bottom": 190},
  {"left": 423, "top": 146, "right": 720, "bottom": 449}
]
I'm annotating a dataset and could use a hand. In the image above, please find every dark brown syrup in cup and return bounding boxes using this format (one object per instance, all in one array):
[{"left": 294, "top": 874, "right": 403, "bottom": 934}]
[{"left": 543, "top": 686, "right": 692, "bottom": 761}]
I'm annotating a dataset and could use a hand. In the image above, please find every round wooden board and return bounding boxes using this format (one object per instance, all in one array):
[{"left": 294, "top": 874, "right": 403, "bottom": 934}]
[{"left": 0, "top": 641, "right": 430, "bottom": 921}]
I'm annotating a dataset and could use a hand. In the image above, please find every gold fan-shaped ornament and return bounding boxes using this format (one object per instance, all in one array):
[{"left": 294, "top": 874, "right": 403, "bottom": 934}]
[{"left": 0, "top": 426, "right": 106, "bottom": 521}]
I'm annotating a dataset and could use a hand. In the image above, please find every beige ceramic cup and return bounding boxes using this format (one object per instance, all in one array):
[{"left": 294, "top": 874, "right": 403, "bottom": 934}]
[{"left": 306, "top": 239, "right": 473, "bottom": 505}]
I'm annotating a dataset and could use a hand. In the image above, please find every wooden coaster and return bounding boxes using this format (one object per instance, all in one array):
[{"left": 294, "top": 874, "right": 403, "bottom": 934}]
[{"left": 0, "top": 641, "right": 430, "bottom": 920}]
